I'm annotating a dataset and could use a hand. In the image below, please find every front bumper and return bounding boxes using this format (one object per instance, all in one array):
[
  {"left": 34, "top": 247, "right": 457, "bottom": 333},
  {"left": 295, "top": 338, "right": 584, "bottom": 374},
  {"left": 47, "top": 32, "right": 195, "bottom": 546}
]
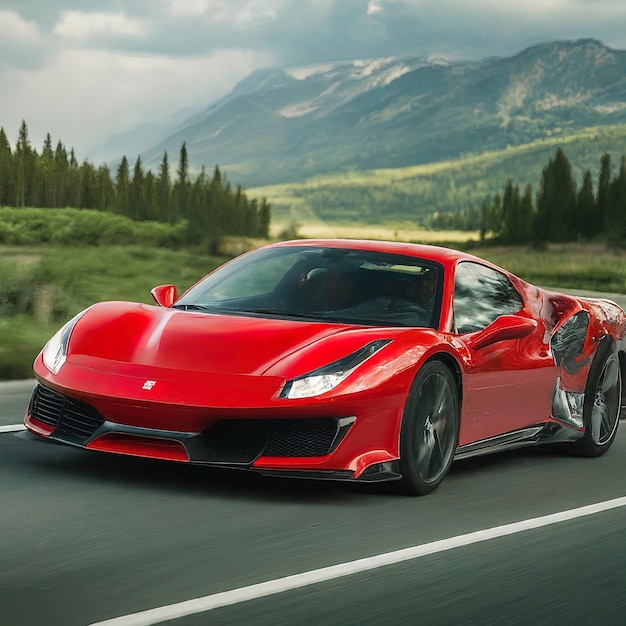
[{"left": 25, "top": 383, "right": 402, "bottom": 481}]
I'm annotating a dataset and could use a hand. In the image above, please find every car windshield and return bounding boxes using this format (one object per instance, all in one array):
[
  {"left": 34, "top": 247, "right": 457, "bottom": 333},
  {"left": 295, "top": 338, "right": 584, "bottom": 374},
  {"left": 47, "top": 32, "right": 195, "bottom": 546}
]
[{"left": 175, "top": 246, "right": 443, "bottom": 328}]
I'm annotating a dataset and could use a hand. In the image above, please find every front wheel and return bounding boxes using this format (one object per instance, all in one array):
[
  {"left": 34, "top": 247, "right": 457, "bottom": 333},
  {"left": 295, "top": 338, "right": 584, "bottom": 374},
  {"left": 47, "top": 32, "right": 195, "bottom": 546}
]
[
  {"left": 399, "top": 361, "right": 460, "bottom": 495},
  {"left": 568, "top": 351, "right": 621, "bottom": 457}
]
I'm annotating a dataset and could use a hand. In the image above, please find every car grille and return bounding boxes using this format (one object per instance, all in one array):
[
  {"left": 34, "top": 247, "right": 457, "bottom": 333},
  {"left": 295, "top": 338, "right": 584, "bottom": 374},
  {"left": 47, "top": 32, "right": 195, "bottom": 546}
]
[
  {"left": 203, "top": 418, "right": 340, "bottom": 459},
  {"left": 29, "top": 385, "right": 347, "bottom": 463},
  {"left": 30, "top": 385, "right": 105, "bottom": 444}
]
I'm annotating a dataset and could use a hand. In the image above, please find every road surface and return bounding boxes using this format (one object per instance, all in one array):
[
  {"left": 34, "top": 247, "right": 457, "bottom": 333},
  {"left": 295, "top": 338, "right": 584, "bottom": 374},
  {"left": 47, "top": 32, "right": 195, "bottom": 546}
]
[{"left": 1, "top": 387, "right": 625, "bottom": 625}]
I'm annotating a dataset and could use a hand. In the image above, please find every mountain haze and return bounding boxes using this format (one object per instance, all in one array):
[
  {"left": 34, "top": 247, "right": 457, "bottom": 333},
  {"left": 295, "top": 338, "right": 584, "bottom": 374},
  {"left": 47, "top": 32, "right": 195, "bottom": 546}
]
[{"left": 125, "top": 39, "right": 626, "bottom": 186}]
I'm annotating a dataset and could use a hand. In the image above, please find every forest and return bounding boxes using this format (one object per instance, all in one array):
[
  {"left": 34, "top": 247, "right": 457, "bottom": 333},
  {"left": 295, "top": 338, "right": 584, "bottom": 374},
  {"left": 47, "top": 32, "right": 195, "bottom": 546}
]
[
  {"left": 0, "top": 121, "right": 271, "bottom": 249},
  {"left": 425, "top": 148, "right": 626, "bottom": 246},
  {"left": 2, "top": 121, "right": 626, "bottom": 249}
]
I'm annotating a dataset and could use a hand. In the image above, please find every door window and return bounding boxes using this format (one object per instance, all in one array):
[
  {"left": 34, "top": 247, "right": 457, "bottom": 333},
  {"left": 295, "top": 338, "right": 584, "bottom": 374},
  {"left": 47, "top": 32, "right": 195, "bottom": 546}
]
[{"left": 454, "top": 262, "right": 523, "bottom": 333}]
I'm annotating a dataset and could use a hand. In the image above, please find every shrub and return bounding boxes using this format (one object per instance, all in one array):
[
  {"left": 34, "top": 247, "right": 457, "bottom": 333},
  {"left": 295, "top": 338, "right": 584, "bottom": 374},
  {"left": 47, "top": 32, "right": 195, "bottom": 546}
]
[{"left": 0, "top": 207, "right": 185, "bottom": 248}]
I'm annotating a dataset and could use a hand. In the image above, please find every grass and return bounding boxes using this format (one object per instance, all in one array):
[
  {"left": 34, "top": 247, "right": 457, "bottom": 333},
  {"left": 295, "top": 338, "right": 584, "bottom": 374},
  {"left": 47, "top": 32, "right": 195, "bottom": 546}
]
[
  {"left": 474, "top": 242, "right": 626, "bottom": 293},
  {"left": 0, "top": 244, "right": 224, "bottom": 314}
]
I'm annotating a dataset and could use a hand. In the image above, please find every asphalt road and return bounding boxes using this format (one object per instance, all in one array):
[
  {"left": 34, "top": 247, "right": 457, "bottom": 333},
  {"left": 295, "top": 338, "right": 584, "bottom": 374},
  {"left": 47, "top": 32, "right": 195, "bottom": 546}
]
[{"left": 1, "top": 390, "right": 625, "bottom": 625}]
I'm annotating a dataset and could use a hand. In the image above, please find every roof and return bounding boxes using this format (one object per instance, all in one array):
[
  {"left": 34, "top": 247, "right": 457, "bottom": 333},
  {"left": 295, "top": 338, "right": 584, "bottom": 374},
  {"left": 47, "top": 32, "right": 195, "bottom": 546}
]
[{"left": 268, "top": 238, "right": 490, "bottom": 266}]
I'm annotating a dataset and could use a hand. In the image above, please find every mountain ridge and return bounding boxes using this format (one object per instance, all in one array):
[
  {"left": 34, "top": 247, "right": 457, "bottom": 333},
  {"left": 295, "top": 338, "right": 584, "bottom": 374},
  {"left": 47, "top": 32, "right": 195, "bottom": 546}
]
[{"left": 97, "top": 38, "right": 626, "bottom": 187}]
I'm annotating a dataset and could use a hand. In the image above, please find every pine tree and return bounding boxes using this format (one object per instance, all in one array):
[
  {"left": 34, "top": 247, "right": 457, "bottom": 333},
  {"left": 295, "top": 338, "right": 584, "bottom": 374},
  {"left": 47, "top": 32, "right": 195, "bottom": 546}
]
[
  {"left": 258, "top": 198, "right": 271, "bottom": 238},
  {"left": 577, "top": 169, "right": 596, "bottom": 239},
  {"left": 535, "top": 148, "right": 577, "bottom": 241},
  {"left": 131, "top": 155, "right": 145, "bottom": 219},
  {"left": 203, "top": 165, "right": 228, "bottom": 248},
  {"left": 0, "top": 127, "right": 14, "bottom": 206},
  {"left": 479, "top": 197, "right": 490, "bottom": 242},
  {"left": 96, "top": 164, "right": 115, "bottom": 211},
  {"left": 115, "top": 156, "right": 130, "bottom": 216},
  {"left": 177, "top": 142, "right": 189, "bottom": 184},
  {"left": 15, "top": 120, "right": 36, "bottom": 207},
  {"left": 607, "top": 156, "right": 626, "bottom": 247},
  {"left": 42, "top": 133, "right": 53, "bottom": 155},
  {"left": 40, "top": 134, "right": 54, "bottom": 207},
  {"left": 80, "top": 160, "right": 98, "bottom": 209},
  {"left": 519, "top": 185, "right": 534, "bottom": 244},
  {"left": 156, "top": 151, "right": 171, "bottom": 222},
  {"left": 597, "top": 152, "right": 612, "bottom": 232},
  {"left": 501, "top": 179, "right": 520, "bottom": 242},
  {"left": 174, "top": 142, "right": 190, "bottom": 221},
  {"left": 187, "top": 165, "right": 207, "bottom": 243},
  {"left": 233, "top": 184, "right": 245, "bottom": 235},
  {"left": 69, "top": 148, "right": 82, "bottom": 208},
  {"left": 53, "top": 140, "right": 68, "bottom": 208},
  {"left": 143, "top": 170, "right": 158, "bottom": 221},
  {"left": 490, "top": 193, "right": 503, "bottom": 238}
]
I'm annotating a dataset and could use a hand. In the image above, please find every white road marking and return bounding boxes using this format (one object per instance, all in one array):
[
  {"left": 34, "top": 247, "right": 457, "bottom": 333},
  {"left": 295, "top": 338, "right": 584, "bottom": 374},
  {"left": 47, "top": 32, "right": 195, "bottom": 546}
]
[
  {"left": 0, "top": 424, "right": 25, "bottom": 433},
  {"left": 90, "top": 495, "right": 626, "bottom": 626}
]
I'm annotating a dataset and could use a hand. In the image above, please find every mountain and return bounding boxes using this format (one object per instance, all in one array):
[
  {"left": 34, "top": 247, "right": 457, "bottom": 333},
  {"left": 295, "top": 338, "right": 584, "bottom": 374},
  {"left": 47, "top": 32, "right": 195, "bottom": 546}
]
[{"left": 129, "top": 39, "right": 626, "bottom": 186}]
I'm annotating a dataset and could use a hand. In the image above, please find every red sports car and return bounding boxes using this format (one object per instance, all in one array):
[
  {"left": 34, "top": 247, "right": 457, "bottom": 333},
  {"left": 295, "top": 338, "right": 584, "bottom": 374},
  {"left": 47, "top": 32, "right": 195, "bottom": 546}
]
[{"left": 25, "top": 240, "right": 626, "bottom": 494}]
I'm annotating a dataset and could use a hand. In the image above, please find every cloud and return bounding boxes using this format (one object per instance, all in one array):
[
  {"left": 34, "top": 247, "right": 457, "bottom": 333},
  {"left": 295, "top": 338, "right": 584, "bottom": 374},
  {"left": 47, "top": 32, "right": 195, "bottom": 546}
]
[
  {"left": 162, "top": 0, "right": 213, "bottom": 18},
  {"left": 1, "top": 46, "right": 272, "bottom": 154},
  {"left": 0, "top": 10, "right": 40, "bottom": 43},
  {"left": 53, "top": 10, "right": 147, "bottom": 40},
  {"left": 160, "top": 0, "right": 284, "bottom": 25},
  {"left": 235, "top": 0, "right": 280, "bottom": 25},
  {"left": 7, "top": 1, "right": 626, "bottom": 62},
  {"left": 0, "top": 10, "right": 47, "bottom": 70},
  {"left": 1, "top": 0, "right": 626, "bottom": 156},
  {"left": 367, "top": 1, "right": 384, "bottom": 16}
]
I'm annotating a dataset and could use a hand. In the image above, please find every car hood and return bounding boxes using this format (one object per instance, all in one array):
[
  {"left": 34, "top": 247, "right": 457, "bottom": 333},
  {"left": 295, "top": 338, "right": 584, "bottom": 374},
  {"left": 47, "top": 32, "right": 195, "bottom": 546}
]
[{"left": 66, "top": 302, "right": 405, "bottom": 378}]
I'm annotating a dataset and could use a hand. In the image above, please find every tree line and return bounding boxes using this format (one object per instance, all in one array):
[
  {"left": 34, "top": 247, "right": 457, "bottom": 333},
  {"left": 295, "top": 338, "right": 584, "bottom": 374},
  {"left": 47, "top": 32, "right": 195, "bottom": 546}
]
[
  {"left": 425, "top": 147, "right": 626, "bottom": 246},
  {"left": 0, "top": 120, "right": 270, "bottom": 245}
]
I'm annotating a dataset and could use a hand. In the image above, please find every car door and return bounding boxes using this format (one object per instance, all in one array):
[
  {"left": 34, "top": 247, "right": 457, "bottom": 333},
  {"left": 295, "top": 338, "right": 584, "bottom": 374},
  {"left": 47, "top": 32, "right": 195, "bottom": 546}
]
[{"left": 453, "top": 261, "right": 558, "bottom": 445}]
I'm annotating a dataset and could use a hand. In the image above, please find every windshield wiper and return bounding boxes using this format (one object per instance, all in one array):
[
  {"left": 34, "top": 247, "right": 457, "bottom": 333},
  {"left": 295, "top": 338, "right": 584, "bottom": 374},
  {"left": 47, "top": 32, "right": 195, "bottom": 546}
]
[
  {"left": 172, "top": 304, "right": 331, "bottom": 321},
  {"left": 171, "top": 303, "right": 218, "bottom": 311}
]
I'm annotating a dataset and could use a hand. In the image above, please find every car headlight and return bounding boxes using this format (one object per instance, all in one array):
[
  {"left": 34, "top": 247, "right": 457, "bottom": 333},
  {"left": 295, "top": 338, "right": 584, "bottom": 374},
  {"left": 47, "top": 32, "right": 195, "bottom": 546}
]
[
  {"left": 280, "top": 339, "right": 391, "bottom": 399},
  {"left": 42, "top": 309, "right": 89, "bottom": 374}
]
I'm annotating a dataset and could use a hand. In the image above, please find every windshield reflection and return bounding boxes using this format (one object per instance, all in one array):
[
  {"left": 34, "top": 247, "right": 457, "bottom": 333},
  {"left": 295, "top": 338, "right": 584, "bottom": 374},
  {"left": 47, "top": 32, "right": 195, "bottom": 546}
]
[{"left": 176, "top": 246, "right": 443, "bottom": 328}]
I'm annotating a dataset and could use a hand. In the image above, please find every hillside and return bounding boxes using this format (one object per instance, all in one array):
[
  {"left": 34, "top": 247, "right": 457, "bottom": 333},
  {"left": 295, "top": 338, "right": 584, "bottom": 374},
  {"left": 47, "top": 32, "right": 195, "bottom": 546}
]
[
  {"left": 248, "top": 125, "right": 626, "bottom": 224},
  {"left": 132, "top": 38, "right": 626, "bottom": 186}
]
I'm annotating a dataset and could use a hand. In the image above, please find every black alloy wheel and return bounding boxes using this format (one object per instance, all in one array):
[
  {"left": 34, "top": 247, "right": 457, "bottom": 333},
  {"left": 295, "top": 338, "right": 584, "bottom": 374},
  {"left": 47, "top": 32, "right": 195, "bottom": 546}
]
[
  {"left": 399, "top": 361, "right": 460, "bottom": 495},
  {"left": 569, "top": 351, "right": 622, "bottom": 457}
]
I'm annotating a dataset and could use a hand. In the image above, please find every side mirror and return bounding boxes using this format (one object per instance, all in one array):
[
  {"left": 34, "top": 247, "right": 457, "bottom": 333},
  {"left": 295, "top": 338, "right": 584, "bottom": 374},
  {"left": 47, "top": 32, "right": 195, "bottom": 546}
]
[
  {"left": 467, "top": 315, "right": 537, "bottom": 350},
  {"left": 151, "top": 284, "right": 177, "bottom": 308}
]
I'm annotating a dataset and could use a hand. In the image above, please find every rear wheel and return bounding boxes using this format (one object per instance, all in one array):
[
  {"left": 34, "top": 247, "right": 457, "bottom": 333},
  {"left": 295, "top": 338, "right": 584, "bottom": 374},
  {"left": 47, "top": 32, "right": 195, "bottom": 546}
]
[
  {"left": 399, "top": 361, "right": 459, "bottom": 495},
  {"left": 569, "top": 351, "right": 621, "bottom": 457}
]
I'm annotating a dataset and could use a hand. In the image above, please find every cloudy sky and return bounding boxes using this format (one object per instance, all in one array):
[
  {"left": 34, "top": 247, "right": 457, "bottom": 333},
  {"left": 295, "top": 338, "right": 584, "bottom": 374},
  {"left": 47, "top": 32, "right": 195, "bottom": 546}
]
[{"left": 1, "top": 0, "right": 626, "bottom": 156}]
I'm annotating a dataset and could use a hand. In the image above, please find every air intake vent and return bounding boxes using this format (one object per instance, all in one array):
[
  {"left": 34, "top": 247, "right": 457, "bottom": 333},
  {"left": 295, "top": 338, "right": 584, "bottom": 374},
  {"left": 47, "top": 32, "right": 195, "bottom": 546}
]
[
  {"left": 202, "top": 418, "right": 340, "bottom": 461},
  {"left": 30, "top": 385, "right": 105, "bottom": 444}
]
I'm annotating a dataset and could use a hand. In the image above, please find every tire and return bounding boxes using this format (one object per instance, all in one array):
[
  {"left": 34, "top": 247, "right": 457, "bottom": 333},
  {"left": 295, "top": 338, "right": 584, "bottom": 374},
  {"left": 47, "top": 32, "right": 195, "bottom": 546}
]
[
  {"left": 399, "top": 361, "right": 460, "bottom": 495},
  {"left": 568, "top": 351, "right": 621, "bottom": 457}
]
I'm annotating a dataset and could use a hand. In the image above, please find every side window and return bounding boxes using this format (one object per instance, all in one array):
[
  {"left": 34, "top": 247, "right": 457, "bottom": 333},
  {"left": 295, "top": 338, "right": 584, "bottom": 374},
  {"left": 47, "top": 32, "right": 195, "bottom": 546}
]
[{"left": 454, "top": 262, "right": 523, "bottom": 333}]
